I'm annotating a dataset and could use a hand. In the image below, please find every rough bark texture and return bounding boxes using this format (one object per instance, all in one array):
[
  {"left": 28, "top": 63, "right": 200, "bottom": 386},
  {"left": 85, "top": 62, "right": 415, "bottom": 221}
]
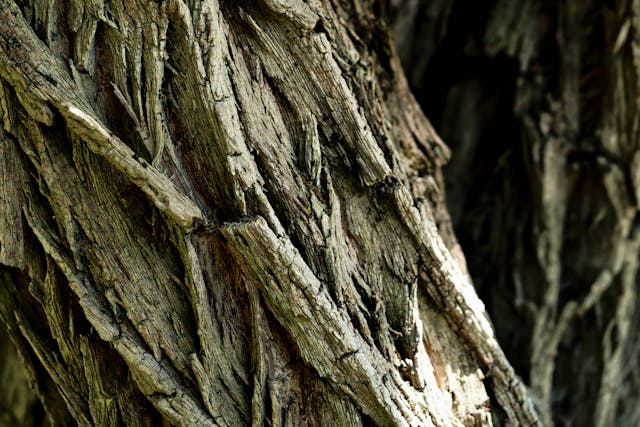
[
  {"left": 388, "top": 0, "right": 640, "bottom": 426},
  {"left": 0, "top": 0, "right": 542, "bottom": 426}
]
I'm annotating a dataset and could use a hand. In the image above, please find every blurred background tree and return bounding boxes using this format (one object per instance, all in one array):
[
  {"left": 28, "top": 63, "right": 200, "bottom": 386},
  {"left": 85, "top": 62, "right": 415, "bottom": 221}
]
[{"left": 387, "top": 1, "right": 640, "bottom": 425}]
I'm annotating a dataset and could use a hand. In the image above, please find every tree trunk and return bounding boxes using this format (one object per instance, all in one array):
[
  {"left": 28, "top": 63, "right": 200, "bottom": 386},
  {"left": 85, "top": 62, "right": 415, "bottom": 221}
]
[
  {"left": 388, "top": 1, "right": 640, "bottom": 426},
  {"left": 0, "top": 0, "right": 544, "bottom": 426}
]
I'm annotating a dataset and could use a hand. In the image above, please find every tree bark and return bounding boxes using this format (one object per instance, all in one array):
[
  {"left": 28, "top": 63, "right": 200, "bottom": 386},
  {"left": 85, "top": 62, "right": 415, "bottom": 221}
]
[
  {"left": 388, "top": 1, "right": 640, "bottom": 426},
  {"left": 0, "top": 0, "right": 546, "bottom": 426}
]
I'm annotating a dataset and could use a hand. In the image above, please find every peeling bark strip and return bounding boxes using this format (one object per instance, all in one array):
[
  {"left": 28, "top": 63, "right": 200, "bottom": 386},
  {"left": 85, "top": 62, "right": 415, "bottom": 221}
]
[
  {"left": 0, "top": 1, "right": 539, "bottom": 426},
  {"left": 0, "top": 0, "right": 203, "bottom": 229},
  {"left": 222, "top": 216, "right": 445, "bottom": 426}
]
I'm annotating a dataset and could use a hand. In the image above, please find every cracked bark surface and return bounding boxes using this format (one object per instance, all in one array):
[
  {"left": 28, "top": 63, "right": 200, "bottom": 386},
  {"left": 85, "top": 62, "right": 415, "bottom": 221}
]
[
  {"left": 5, "top": 0, "right": 640, "bottom": 426},
  {"left": 0, "top": 0, "right": 541, "bottom": 426}
]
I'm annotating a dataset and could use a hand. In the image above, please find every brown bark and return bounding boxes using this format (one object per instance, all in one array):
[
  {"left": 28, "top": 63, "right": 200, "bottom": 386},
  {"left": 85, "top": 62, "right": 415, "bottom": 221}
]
[{"left": 0, "top": 0, "right": 553, "bottom": 426}]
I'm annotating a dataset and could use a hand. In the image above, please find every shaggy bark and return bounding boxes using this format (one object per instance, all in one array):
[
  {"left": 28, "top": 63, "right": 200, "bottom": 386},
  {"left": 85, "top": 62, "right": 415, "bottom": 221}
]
[
  {"left": 0, "top": 0, "right": 540, "bottom": 426},
  {"left": 388, "top": 0, "right": 640, "bottom": 426}
]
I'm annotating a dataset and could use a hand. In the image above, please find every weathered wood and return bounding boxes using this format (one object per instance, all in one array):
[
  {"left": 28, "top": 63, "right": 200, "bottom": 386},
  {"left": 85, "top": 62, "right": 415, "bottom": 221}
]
[{"left": 0, "top": 0, "right": 541, "bottom": 426}]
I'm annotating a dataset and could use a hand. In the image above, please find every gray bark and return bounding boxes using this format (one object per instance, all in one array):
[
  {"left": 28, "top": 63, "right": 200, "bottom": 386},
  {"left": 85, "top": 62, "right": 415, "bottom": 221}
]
[{"left": 0, "top": 0, "right": 540, "bottom": 426}]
